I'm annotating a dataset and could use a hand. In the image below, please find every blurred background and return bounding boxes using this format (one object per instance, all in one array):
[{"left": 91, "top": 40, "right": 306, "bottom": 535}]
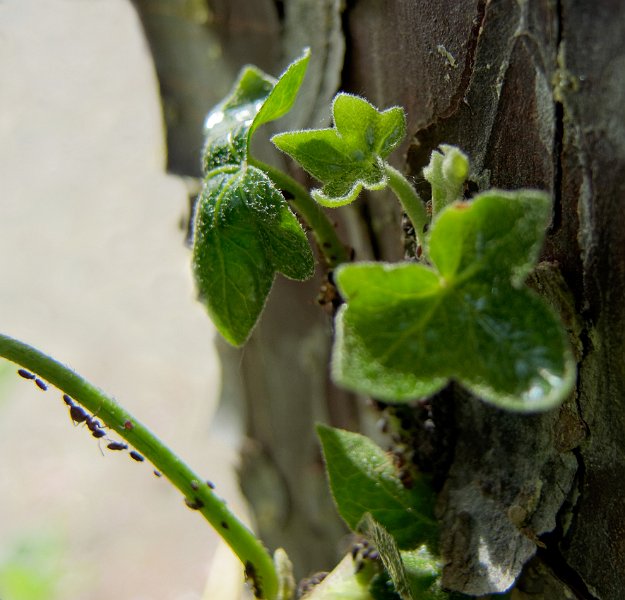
[{"left": 0, "top": 1, "right": 246, "bottom": 598}]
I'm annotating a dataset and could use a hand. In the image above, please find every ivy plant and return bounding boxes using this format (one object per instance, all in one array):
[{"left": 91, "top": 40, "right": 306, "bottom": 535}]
[
  {"left": 194, "top": 50, "right": 574, "bottom": 412},
  {"left": 192, "top": 49, "right": 348, "bottom": 346},
  {"left": 1, "top": 50, "right": 577, "bottom": 600}
]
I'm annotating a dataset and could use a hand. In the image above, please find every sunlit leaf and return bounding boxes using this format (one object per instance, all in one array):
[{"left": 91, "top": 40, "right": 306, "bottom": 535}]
[
  {"left": 272, "top": 93, "right": 406, "bottom": 206},
  {"left": 202, "top": 50, "right": 311, "bottom": 172},
  {"left": 332, "top": 190, "right": 576, "bottom": 411}
]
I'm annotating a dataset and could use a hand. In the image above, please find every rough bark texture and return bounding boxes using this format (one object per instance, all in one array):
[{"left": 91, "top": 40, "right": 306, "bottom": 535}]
[{"left": 133, "top": 0, "right": 625, "bottom": 596}]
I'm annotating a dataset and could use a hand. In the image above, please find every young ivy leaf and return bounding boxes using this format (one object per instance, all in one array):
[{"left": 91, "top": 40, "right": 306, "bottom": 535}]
[
  {"left": 272, "top": 93, "right": 406, "bottom": 206},
  {"left": 422, "top": 145, "right": 470, "bottom": 214},
  {"left": 193, "top": 166, "right": 313, "bottom": 346},
  {"left": 332, "top": 190, "right": 576, "bottom": 411},
  {"left": 316, "top": 424, "right": 438, "bottom": 550},
  {"left": 202, "top": 49, "right": 311, "bottom": 172},
  {"left": 193, "top": 50, "right": 314, "bottom": 346}
]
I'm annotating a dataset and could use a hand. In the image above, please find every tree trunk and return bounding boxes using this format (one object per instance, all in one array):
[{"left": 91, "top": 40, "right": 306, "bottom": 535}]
[
  {"left": 132, "top": 1, "right": 625, "bottom": 596},
  {"left": 130, "top": 0, "right": 356, "bottom": 579}
]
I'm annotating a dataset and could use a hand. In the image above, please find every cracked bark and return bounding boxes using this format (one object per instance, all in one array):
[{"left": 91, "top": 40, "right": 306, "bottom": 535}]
[
  {"left": 133, "top": 0, "right": 625, "bottom": 595},
  {"left": 345, "top": 1, "right": 625, "bottom": 597}
]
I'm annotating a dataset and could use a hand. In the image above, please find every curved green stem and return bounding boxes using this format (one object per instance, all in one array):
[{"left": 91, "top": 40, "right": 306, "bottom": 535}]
[
  {"left": 0, "top": 333, "right": 279, "bottom": 600},
  {"left": 385, "top": 164, "right": 429, "bottom": 254},
  {"left": 249, "top": 157, "right": 350, "bottom": 268}
]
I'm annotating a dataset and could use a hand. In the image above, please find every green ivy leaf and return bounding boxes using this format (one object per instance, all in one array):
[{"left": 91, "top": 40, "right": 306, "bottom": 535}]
[
  {"left": 316, "top": 424, "right": 438, "bottom": 550},
  {"left": 192, "top": 166, "right": 313, "bottom": 346},
  {"left": 194, "top": 51, "right": 314, "bottom": 345},
  {"left": 202, "top": 49, "right": 311, "bottom": 171},
  {"left": 272, "top": 93, "right": 406, "bottom": 206},
  {"left": 360, "top": 515, "right": 447, "bottom": 600},
  {"left": 332, "top": 190, "right": 576, "bottom": 410}
]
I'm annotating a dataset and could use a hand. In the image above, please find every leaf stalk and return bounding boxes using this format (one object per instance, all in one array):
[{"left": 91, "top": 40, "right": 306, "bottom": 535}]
[
  {"left": 250, "top": 158, "right": 350, "bottom": 268},
  {"left": 0, "top": 333, "right": 279, "bottom": 600},
  {"left": 385, "top": 164, "right": 429, "bottom": 254}
]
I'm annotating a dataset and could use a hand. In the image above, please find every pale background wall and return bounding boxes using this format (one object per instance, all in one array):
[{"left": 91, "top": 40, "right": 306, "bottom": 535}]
[{"left": 0, "top": 1, "right": 246, "bottom": 598}]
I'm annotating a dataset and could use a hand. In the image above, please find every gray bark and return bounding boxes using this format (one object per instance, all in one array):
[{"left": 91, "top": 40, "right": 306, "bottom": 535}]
[{"left": 132, "top": 0, "right": 625, "bottom": 597}]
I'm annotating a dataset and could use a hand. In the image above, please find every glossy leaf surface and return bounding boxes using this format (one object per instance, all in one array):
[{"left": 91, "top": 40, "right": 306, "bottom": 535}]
[
  {"left": 332, "top": 190, "right": 576, "bottom": 411},
  {"left": 272, "top": 93, "right": 406, "bottom": 206},
  {"left": 202, "top": 50, "right": 310, "bottom": 171},
  {"left": 194, "top": 51, "right": 314, "bottom": 345},
  {"left": 316, "top": 424, "right": 438, "bottom": 549}
]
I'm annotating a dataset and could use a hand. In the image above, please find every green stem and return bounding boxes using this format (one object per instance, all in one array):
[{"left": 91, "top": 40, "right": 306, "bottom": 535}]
[
  {"left": 249, "top": 158, "right": 350, "bottom": 268},
  {"left": 385, "top": 164, "right": 429, "bottom": 253},
  {"left": 0, "top": 333, "right": 279, "bottom": 600}
]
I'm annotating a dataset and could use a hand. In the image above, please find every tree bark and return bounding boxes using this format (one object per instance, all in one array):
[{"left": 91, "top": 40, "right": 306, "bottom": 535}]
[
  {"left": 344, "top": 1, "right": 625, "bottom": 597},
  {"left": 130, "top": 0, "right": 356, "bottom": 579},
  {"left": 133, "top": 0, "right": 625, "bottom": 596}
]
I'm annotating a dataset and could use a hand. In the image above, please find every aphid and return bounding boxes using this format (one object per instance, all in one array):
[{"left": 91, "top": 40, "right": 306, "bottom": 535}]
[
  {"left": 129, "top": 450, "right": 144, "bottom": 462},
  {"left": 70, "top": 405, "right": 89, "bottom": 424},
  {"left": 191, "top": 480, "right": 199, "bottom": 490},
  {"left": 206, "top": 480, "right": 215, "bottom": 489},
  {"left": 350, "top": 539, "right": 379, "bottom": 563},
  {"left": 244, "top": 561, "right": 262, "bottom": 598},
  {"left": 62, "top": 394, "right": 74, "bottom": 406},
  {"left": 185, "top": 497, "right": 204, "bottom": 510},
  {"left": 123, "top": 420, "right": 134, "bottom": 431},
  {"left": 34, "top": 378, "right": 48, "bottom": 391},
  {"left": 17, "top": 369, "right": 35, "bottom": 380},
  {"left": 317, "top": 275, "right": 341, "bottom": 314},
  {"left": 153, "top": 470, "right": 162, "bottom": 477},
  {"left": 91, "top": 429, "right": 106, "bottom": 439},
  {"left": 220, "top": 520, "right": 229, "bottom": 529},
  {"left": 398, "top": 468, "right": 414, "bottom": 489},
  {"left": 297, "top": 572, "right": 328, "bottom": 597},
  {"left": 364, "top": 548, "right": 379, "bottom": 560},
  {"left": 107, "top": 441, "right": 128, "bottom": 451},
  {"left": 86, "top": 417, "right": 103, "bottom": 432}
]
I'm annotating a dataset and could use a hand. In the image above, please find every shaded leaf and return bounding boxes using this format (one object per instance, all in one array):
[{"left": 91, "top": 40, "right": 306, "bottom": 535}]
[
  {"left": 316, "top": 424, "right": 438, "bottom": 549},
  {"left": 272, "top": 93, "right": 406, "bottom": 206},
  {"left": 192, "top": 166, "right": 313, "bottom": 346},
  {"left": 360, "top": 515, "right": 447, "bottom": 600},
  {"left": 194, "top": 52, "right": 313, "bottom": 345},
  {"left": 332, "top": 190, "right": 576, "bottom": 410},
  {"left": 299, "top": 553, "right": 378, "bottom": 600}
]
